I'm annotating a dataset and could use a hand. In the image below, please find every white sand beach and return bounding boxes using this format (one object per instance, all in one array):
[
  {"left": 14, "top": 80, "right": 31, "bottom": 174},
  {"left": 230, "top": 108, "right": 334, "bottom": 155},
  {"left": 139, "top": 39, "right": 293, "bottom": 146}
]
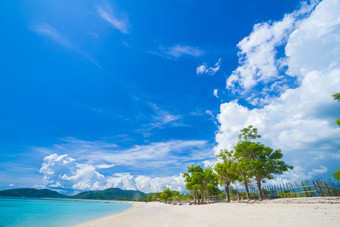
[{"left": 75, "top": 197, "right": 340, "bottom": 227}]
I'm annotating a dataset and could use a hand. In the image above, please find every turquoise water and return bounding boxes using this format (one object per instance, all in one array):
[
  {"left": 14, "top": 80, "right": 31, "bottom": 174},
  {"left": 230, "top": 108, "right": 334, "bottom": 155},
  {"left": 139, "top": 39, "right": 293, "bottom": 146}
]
[{"left": 0, "top": 197, "right": 132, "bottom": 227}]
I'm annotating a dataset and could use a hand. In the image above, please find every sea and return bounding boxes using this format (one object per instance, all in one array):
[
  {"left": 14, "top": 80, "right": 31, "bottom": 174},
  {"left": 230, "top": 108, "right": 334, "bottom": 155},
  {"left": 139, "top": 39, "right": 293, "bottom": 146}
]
[{"left": 0, "top": 196, "right": 132, "bottom": 227}]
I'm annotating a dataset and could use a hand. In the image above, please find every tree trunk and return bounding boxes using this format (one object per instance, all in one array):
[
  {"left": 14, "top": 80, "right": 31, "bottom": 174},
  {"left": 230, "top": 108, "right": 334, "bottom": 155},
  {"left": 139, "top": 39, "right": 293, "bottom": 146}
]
[
  {"left": 200, "top": 189, "right": 204, "bottom": 203},
  {"left": 256, "top": 178, "right": 262, "bottom": 200},
  {"left": 235, "top": 185, "right": 240, "bottom": 202},
  {"left": 224, "top": 182, "right": 230, "bottom": 202},
  {"left": 244, "top": 180, "right": 250, "bottom": 201},
  {"left": 194, "top": 191, "right": 197, "bottom": 204},
  {"left": 205, "top": 186, "right": 209, "bottom": 203}
]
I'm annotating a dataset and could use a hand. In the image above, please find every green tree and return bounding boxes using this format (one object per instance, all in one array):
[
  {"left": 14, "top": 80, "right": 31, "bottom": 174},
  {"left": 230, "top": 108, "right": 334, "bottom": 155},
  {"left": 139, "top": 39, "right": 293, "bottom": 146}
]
[
  {"left": 183, "top": 165, "right": 204, "bottom": 204},
  {"left": 215, "top": 150, "right": 239, "bottom": 202},
  {"left": 160, "top": 187, "right": 172, "bottom": 202},
  {"left": 332, "top": 92, "right": 340, "bottom": 127},
  {"left": 234, "top": 126, "right": 293, "bottom": 200},
  {"left": 201, "top": 167, "right": 218, "bottom": 202},
  {"left": 333, "top": 169, "right": 340, "bottom": 181},
  {"left": 151, "top": 192, "right": 161, "bottom": 201},
  {"left": 234, "top": 154, "right": 253, "bottom": 201}
]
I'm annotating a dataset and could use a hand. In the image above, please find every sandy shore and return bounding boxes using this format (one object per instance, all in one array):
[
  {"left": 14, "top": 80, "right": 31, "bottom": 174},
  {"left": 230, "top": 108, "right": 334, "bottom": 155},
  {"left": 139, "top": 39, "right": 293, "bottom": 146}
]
[{"left": 75, "top": 197, "right": 340, "bottom": 227}]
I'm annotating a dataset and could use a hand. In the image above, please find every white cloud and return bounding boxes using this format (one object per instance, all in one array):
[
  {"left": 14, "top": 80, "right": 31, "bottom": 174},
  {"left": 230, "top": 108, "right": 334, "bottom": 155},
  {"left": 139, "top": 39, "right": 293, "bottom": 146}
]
[
  {"left": 96, "top": 2, "right": 129, "bottom": 34},
  {"left": 266, "top": 165, "right": 328, "bottom": 185},
  {"left": 216, "top": 69, "right": 340, "bottom": 154},
  {"left": 95, "top": 164, "right": 116, "bottom": 169},
  {"left": 35, "top": 138, "right": 213, "bottom": 171},
  {"left": 32, "top": 23, "right": 102, "bottom": 68},
  {"left": 285, "top": 0, "right": 340, "bottom": 77},
  {"left": 107, "top": 173, "right": 186, "bottom": 193},
  {"left": 40, "top": 154, "right": 185, "bottom": 193},
  {"left": 105, "top": 173, "right": 136, "bottom": 191},
  {"left": 40, "top": 154, "right": 106, "bottom": 191},
  {"left": 147, "top": 104, "right": 182, "bottom": 129},
  {"left": 134, "top": 174, "right": 185, "bottom": 193},
  {"left": 196, "top": 58, "right": 222, "bottom": 75},
  {"left": 155, "top": 44, "right": 204, "bottom": 59},
  {"left": 202, "top": 160, "right": 218, "bottom": 168},
  {"left": 167, "top": 45, "right": 203, "bottom": 57},
  {"left": 215, "top": 0, "right": 340, "bottom": 180},
  {"left": 226, "top": 1, "right": 319, "bottom": 97},
  {"left": 33, "top": 23, "right": 71, "bottom": 48},
  {"left": 213, "top": 89, "right": 219, "bottom": 98}
]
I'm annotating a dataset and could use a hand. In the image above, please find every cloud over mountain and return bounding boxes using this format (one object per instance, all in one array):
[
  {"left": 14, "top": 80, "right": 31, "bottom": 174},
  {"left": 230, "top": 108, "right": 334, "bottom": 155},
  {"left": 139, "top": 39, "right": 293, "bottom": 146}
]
[{"left": 40, "top": 154, "right": 185, "bottom": 193}]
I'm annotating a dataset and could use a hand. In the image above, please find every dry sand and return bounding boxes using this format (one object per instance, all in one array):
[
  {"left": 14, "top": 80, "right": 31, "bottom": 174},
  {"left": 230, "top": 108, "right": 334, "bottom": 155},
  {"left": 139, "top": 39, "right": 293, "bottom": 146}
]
[{"left": 75, "top": 197, "right": 340, "bottom": 227}]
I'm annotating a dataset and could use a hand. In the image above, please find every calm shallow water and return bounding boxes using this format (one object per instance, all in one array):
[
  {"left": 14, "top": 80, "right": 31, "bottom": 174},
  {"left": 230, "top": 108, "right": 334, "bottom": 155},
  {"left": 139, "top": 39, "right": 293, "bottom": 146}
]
[{"left": 0, "top": 197, "right": 132, "bottom": 227}]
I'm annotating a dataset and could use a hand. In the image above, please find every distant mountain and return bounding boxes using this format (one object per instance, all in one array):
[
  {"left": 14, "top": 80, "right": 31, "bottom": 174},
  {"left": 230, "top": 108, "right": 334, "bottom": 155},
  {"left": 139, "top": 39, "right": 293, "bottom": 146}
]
[
  {"left": 0, "top": 188, "right": 146, "bottom": 201},
  {"left": 0, "top": 188, "right": 67, "bottom": 198},
  {"left": 72, "top": 188, "right": 146, "bottom": 200}
]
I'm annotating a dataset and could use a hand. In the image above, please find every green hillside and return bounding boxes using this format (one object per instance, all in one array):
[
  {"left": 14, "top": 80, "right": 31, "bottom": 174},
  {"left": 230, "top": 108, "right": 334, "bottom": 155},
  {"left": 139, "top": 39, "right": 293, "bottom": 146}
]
[
  {"left": 0, "top": 188, "right": 146, "bottom": 201},
  {"left": 0, "top": 188, "right": 67, "bottom": 198},
  {"left": 72, "top": 188, "right": 145, "bottom": 200}
]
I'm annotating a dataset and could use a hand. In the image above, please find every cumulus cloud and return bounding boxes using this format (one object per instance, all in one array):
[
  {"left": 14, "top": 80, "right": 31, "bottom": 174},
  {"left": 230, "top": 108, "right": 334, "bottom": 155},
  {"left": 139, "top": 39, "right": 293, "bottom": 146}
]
[
  {"left": 226, "top": 1, "right": 319, "bottom": 100},
  {"left": 196, "top": 58, "right": 222, "bottom": 76},
  {"left": 215, "top": 0, "right": 340, "bottom": 181},
  {"left": 40, "top": 154, "right": 106, "bottom": 190},
  {"left": 40, "top": 154, "right": 185, "bottom": 193},
  {"left": 285, "top": 0, "right": 340, "bottom": 77},
  {"left": 96, "top": 2, "right": 130, "bottom": 34}
]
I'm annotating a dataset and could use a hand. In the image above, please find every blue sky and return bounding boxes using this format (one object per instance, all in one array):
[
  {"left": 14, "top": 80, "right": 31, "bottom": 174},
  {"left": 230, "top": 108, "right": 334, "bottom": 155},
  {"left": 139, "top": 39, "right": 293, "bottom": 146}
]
[{"left": 1, "top": 0, "right": 339, "bottom": 193}]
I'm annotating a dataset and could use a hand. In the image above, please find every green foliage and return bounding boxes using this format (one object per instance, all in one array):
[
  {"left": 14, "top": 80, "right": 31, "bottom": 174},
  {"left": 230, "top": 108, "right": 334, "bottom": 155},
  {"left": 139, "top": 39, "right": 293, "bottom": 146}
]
[
  {"left": 333, "top": 169, "right": 340, "bottom": 181},
  {"left": 238, "top": 125, "right": 261, "bottom": 141},
  {"left": 183, "top": 165, "right": 219, "bottom": 203},
  {"left": 214, "top": 150, "right": 240, "bottom": 202},
  {"left": 207, "top": 184, "right": 223, "bottom": 195},
  {"left": 181, "top": 125, "right": 294, "bottom": 202},
  {"left": 159, "top": 187, "right": 184, "bottom": 202},
  {"left": 215, "top": 150, "right": 239, "bottom": 185},
  {"left": 72, "top": 188, "right": 145, "bottom": 200},
  {"left": 138, "top": 192, "right": 161, "bottom": 202},
  {"left": 332, "top": 92, "right": 340, "bottom": 102},
  {"left": 160, "top": 188, "right": 173, "bottom": 201},
  {"left": 233, "top": 126, "right": 293, "bottom": 200},
  {"left": 138, "top": 191, "right": 193, "bottom": 202},
  {"left": 333, "top": 92, "right": 340, "bottom": 127},
  {"left": 202, "top": 167, "right": 219, "bottom": 192},
  {"left": 277, "top": 191, "right": 300, "bottom": 198}
]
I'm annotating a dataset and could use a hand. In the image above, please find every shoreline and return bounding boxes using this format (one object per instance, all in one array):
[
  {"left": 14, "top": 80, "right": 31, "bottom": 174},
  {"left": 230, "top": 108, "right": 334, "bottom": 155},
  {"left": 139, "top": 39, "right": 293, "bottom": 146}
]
[{"left": 74, "top": 197, "right": 340, "bottom": 227}]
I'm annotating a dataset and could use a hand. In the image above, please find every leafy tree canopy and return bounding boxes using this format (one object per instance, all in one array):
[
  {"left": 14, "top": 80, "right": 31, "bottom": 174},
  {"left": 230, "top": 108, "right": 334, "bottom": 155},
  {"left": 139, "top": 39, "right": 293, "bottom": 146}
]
[
  {"left": 333, "top": 92, "right": 340, "bottom": 127},
  {"left": 333, "top": 169, "right": 340, "bottom": 181}
]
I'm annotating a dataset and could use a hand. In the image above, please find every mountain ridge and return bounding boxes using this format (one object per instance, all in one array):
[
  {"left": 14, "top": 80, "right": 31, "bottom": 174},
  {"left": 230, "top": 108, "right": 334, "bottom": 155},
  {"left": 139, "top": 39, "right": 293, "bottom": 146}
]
[{"left": 0, "top": 188, "right": 146, "bottom": 201}]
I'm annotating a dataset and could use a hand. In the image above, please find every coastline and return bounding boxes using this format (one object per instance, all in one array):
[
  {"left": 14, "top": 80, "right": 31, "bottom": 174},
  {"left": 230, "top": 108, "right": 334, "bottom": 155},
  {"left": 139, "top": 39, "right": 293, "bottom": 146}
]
[{"left": 74, "top": 197, "right": 340, "bottom": 227}]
